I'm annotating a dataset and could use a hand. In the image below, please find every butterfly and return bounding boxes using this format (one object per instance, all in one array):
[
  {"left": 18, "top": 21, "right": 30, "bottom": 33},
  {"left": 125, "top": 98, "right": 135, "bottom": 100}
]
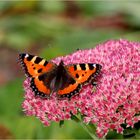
[{"left": 18, "top": 53, "right": 102, "bottom": 99}]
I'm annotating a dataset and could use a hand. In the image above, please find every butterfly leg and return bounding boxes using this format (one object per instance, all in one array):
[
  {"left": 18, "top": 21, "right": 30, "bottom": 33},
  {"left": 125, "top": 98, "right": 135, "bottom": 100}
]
[{"left": 91, "top": 80, "right": 98, "bottom": 93}]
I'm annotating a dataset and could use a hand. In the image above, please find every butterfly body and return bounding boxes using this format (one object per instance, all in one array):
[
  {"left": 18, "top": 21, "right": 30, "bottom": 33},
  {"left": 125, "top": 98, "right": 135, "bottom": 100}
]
[
  {"left": 37, "top": 60, "right": 76, "bottom": 95},
  {"left": 19, "top": 53, "right": 102, "bottom": 99}
]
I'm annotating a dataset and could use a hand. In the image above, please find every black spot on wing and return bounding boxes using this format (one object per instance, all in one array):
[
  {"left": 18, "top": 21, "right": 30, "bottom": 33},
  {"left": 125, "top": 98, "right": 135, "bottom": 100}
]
[
  {"left": 38, "top": 68, "right": 42, "bottom": 73},
  {"left": 80, "top": 64, "right": 86, "bottom": 70},
  {"left": 96, "top": 64, "right": 102, "bottom": 70},
  {"left": 71, "top": 79, "right": 76, "bottom": 85},
  {"left": 34, "top": 57, "right": 42, "bottom": 64},
  {"left": 27, "top": 55, "right": 34, "bottom": 61},
  {"left": 76, "top": 73, "right": 79, "bottom": 78},
  {"left": 87, "top": 64, "right": 102, "bottom": 82},
  {"left": 38, "top": 74, "right": 45, "bottom": 81},
  {"left": 44, "top": 61, "right": 48, "bottom": 66},
  {"left": 88, "top": 64, "right": 94, "bottom": 70},
  {"left": 74, "top": 65, "right": 77, "bottom": 71},
  {"left": 19, "top": 53, "right": 26, "bottom": 59}
]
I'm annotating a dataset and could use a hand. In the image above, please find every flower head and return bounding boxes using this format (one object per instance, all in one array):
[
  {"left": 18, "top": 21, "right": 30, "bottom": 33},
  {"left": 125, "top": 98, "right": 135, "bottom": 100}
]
[{"left": 22, "top": 39, "right": 140, "bottom": 138}]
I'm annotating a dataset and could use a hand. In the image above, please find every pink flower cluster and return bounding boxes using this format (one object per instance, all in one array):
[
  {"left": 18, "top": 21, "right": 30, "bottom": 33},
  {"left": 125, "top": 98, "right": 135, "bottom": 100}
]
[{"left": 22, "top": 39, "right": 140, "bottom": 138}]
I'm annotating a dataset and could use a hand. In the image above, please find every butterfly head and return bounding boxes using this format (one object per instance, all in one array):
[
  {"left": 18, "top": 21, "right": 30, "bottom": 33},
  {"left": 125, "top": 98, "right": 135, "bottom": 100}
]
[
  {"left": 59, "top": 60, "right": 64, "bottom": 66},
  {"left": 57, "top": 60, "right": 65, "bottom": 72}
]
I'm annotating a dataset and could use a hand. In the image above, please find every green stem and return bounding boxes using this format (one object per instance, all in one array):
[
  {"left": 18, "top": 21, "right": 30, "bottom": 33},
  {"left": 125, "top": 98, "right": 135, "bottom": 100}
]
[
  {"left": 71, "top": 114, "right": 106, "bottom": 140},
  {"left": 79, "top": 121, "right": 99, "bottom": 140}
]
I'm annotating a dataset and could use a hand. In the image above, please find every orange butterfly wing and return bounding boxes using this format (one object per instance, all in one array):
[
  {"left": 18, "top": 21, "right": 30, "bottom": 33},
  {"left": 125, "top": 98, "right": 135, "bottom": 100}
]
[
  {"left": 19, "top": 53, "right": 56, "bottom": 97},
  {"left": 19, "top": 53, "right": 56, "bottom": 77},
  {"left": 66, "top": 63, "right": 102, "bottom": 84},
  {"left": 19, "top": 54, "right": 102, "bottom": 99},
  {"left": 57, "top": 63, "right": 102, "bottom": 98}
]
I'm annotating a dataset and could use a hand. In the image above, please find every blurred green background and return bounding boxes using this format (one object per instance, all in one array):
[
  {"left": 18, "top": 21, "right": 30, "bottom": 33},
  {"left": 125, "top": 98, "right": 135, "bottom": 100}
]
[{"left": 0, "top": 1, "right": 140, "bottom": 139}]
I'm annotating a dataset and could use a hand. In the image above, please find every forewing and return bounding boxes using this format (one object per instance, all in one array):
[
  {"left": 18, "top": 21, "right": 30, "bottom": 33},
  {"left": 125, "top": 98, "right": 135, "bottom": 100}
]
[
  {"left": 57, "top": 63, "right": 102, "bottom": 98},
  {"left": 18, "top": 53, "right": 56, "bottom": 77},
  {"left": 66, "top": 63, "right": 102, "bottom": 84},
  {"left": 18, "top": 53, "right": 57, "bottom": 97}
]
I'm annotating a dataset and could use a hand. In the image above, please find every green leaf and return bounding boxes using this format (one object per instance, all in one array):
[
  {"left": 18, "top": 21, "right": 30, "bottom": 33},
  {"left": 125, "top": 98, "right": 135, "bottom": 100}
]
[
  {"left": 0, "top": 78, "right": 23, "bottom": 117},
  {"left": 106, "top": 130, "right": 123, "bottom": 139},
  {"left": 59, "top": 120, "right": 64, "bottom": 127},
  {"left": 71, "top": 114, "right": 80, "bottom": 123}
]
